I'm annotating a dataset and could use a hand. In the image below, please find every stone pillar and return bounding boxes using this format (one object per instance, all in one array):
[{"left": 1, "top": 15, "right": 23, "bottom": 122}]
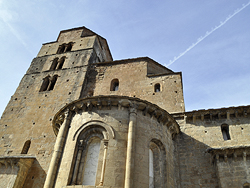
[
  {"left": 99, "top": 140, "right": 108, "bottom": 186},
  {"left": 124, "top": 103, "right": 137, "bottom": 188},
  {"left": 13, "top": 158, "right": 35, "bottom": 188},
  {"left": 44, "top": 110, "right": 72, "bottom": 188},
  {"left": 71, "top": 140, "right": 84, "bottom": 185}
]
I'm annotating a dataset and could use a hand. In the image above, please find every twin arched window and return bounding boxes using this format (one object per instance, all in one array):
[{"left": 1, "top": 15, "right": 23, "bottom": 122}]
[
  {"left": 57, "top": 42, "right": 73, "bottom": 54},
  {"left": 149, "top": 139, "right": 167, "bottom": 187},
  {"left": 110, "top": 79, "right": 119, "bottom": 91},
  {"left": 50, "top": 57, "right": 66, "bottom": 70},
  {"left": 39, "top": 75, "right": 58, "bottom": 92}
]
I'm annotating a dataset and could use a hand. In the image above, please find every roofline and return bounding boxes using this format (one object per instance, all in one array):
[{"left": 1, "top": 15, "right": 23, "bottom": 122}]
[
  {"left": 94, "top": 57, "right": 174, "bottom": 73},
  {"left": 42, "top": 26, "right": 108, "bottom": 45}
]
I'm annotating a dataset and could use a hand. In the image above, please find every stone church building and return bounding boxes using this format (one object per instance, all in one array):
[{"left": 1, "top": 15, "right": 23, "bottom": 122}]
[{"left": 0, "top": 26, "right": 249, "bottom": 188}]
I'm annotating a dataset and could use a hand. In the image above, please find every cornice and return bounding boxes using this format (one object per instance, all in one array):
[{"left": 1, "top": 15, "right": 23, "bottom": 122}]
[
  {"left": 207, "top": 146, "right": 250, "bottom": 163},
  {"left": 52, "top": 95, "right": 180, "bottom": 139},
  {"left": 172, "top": 105, "right": 250, "bottom": 122}
]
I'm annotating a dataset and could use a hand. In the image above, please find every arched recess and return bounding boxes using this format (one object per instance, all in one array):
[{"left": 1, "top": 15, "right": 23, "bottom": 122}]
[
  {"left": 244, "top": 182, "right": 250, "bottom": 188},
  {"left": 69, "top": 121, "right": 115, "bottom": 186},
  {"left": 110, "top": 79, "right": 119, "bottom": 91},
  {"left": 149, "top": 139, "right": 167, "bottom": 188}
]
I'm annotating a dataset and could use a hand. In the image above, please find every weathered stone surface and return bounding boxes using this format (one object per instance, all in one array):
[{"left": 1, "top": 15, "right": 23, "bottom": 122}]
[{"left": 0, "top": 26, "right": 249, "bottom": 188}]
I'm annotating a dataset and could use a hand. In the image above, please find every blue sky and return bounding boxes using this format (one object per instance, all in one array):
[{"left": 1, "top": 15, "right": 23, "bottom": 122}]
[{"left": 0, "top": 0, "right": 250, "bottom": 115}]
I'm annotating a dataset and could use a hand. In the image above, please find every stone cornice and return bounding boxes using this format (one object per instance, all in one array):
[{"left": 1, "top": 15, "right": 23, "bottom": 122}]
[
  {"left": 172, "top": 105, "right": 250, "bottom": 122},
  {"left": 207, "top": 146, "right": 250, "bottom": 163},
  {"left": 52, "top": 96, "right": 180, "bottom": 139}
]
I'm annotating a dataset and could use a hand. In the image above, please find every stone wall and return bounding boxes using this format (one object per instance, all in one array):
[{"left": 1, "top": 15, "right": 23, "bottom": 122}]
[{"left": 174, "top": 105, "right": 250, "bottom": 188}]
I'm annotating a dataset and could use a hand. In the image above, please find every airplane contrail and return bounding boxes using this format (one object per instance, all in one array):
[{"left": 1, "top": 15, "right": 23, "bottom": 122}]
[{"left": 167, "top": 2, "right": 250, "bottom": 67}]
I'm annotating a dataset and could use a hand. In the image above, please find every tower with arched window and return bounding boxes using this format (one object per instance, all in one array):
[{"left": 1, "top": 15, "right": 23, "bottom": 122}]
[{"left": 0, "top": 26, "right": 249, "bottom": 188}]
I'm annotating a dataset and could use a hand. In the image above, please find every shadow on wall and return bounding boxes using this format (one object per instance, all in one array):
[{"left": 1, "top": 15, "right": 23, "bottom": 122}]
[
  {"left": 23, "top": 160, "right": 46, "bottom": 188},
  {"left": 175, "top": 132, "right": 219, "bottom": 188}
]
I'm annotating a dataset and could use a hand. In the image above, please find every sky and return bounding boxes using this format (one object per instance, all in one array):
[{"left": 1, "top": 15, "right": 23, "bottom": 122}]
[{"left": 0, "top": 0, "right": 250, "bottom": 115}]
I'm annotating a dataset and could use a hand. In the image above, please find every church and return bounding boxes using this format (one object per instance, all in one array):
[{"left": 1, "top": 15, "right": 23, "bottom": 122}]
[{"left": 0, "top": 26, "right": 249, "bottom": 188}]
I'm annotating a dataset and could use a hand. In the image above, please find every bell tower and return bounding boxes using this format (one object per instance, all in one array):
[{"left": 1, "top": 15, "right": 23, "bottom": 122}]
[{"left": 0, "top": 27, "right": 112, "bottom": 187}]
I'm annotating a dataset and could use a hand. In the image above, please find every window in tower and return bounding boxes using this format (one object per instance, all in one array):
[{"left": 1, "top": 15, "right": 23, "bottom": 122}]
[
  {"left": 50, "top": 58, "right": 59, "bottom": 70},
  {"left": 110, "top": 79, "right": 119, "bottom": 91},
  {"left": 39, "top": 76, "right": 50, "bottom": 92},
  {"left": 221, "top": 124, "right": 231, "bottom": 141},
  {"left": 39, "top": 75, "right": 58, "bottom": 92},
  {"left": 21, "top": 140, "right": 31, "bottom": 154},
  {"left": 48, "top": 75, "right": 58, "bottom": 91},
  {"left": 154, "top": 83, "right": 161, "bottom": 92},
  {"left": 57, "top": 57, "right": 66, "bottom": 69},
  {"left": 65, "top": 42, "right": 73, "bottom": 52},
  {"left": 57, "top": 42, "right": 73, "bottom": 54},
  {"left": 57, "top": 44, "right": 66, "bottom": 54}
]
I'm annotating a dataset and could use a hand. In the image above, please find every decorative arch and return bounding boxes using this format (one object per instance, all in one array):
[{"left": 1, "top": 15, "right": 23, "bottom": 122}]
[
  {"left": 149, "top": 139, "right": 167, "bottom": 188},
  {"left": 73, "top": 120, "right": 115, "bottom": 141},
  {"left": 70, "top": 121, "right": 114, "bottom": 186}
]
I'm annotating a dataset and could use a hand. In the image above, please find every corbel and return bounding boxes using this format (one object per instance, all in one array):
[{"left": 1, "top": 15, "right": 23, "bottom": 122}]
[
  {"left": 226, "top": 111, "right": 230, "bottom": 120},
  {"left": 193, "top": 114, "right": 196, "bottom": 123}
]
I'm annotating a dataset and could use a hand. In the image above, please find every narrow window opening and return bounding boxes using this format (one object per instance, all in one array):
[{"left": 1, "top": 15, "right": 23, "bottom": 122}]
[
  {"left": 50, "top": 58, "right": 59, "bottom": 70},
  {"left": 57, "top": 44, "right": 66, "bottom": 54},
  {"left": 66, "top": 43, "right": 73, "bottom": 52},
  {"left": 110, "top": 79, "right": 119, "bottom": 91},
  {"left": 48, "top": 75, "right": 58, "bottom": 91},
  {"left": 154, "top": 83, "right": 160, "bottom": 92},
  {"left": 39, "top": 77, "right": 50, "bottom": 92},
  {"left": 82, "top": 137, "right": 101, "bottom": 185},
  {"left": 57, "top": 57, "right": 65, "bottom": 69},
  {"left": 149, "top": 149, "right": 154, "bottom": 188},
  {"left": 221, "top": 124, "right": 231, "bottom": 141},
  {"left": 21, "top": 140, "right": 31, "bottom": 154}
]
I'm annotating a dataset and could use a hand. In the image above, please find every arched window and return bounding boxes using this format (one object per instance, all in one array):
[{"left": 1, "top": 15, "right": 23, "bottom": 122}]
[
  {"left": 39, "top": 76, "right": 50, "bottom": 92},
  {"left": 57, "top": 42, "right": 73, "bottom": 54},
  {"left": 70, "top": 125, "right": 109, "bottom": 186},
  {"left": 50, "top": 58, "right": 59, "bottom": 70},
  {"left": 57, "top": 44, "right": 66, "bottom": 54},
  {"left": 110, "top": 79, "right": 119, "bottom": 91},
  {"left": 57, "top": 57, "right": 65, "bottom": 69},
  {"left": 48, "top": 75, "right": 58, "bottom": 91},
  {"left": 21, "top": 140, "right": 31, "bottom": 154},
  {"left": 82, "top": 137, "right": 101, "bottom": 185},
  {"left": 244, "top": 183, "right": 250, "bottom": 188},
  {"left": 221, "top": 124, "right": 231, "bottom": 141},
  {"left": 39, "top": 75, "right": 58, "bottom": 92},
  {"left": 149, "top": 139, "right": 167, "bottom": 187},
  {"left": 154, "top": 83, "right": 161, "bottom": 92},
  {"left": 65, "top": 42, "right": 73, "bottom": 52},
  {"left": 149, "top": 149, "right": 154, "bottom": 188}
]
